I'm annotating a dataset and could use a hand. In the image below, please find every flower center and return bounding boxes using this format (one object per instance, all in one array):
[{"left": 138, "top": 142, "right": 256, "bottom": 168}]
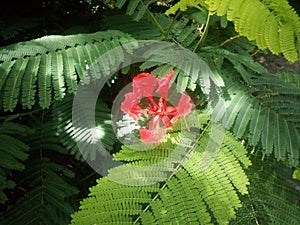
[
  {"left": 120, "top": 70, "right": 192, "bottom": 143},
  {"left": 148, "top": 97, "right": 166, "bottom": 116}
]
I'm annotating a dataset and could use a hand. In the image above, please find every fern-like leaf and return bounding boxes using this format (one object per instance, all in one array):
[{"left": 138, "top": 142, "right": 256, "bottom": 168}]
[
  {"left": 222, "top": 77, "right": 300, "bottom": 166},
  {"left": 105, "top": 0, "right": 156, "bottom": 22},
  {"left": 105, "top": 14, "right": 164, "bottom": 40},
  {"left": 0, "top": 30, "right": 136, "bottom": 111},
  {"left": 70, "top": 115, "right": 251, "bottom": 224},
  {"left": 231, "top": 156, "right": 300, "bottom": 225},
  {"left": 200, "top": 47, "right": 300, "bottom": 166},
  {"left": 278, "top": 71, "right": 300, "bottom": 88},
  {"left": 0, "top": 122, "right": 30, "bottom": 203},
  {"left": 166, "top": 0, "right": 300, "bottom": 62},
  {"left": 53, "top": 94, "right": 116, "bottom": 161},
  {"left": 0, "top": 122, "right": 79, "bottom": 225},
  {"left": 166, "top": 0, "right": 206, "bottom": 15}
]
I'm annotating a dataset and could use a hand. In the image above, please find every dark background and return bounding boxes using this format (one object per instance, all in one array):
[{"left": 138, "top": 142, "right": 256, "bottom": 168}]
[{"left": 0, "top": 0, "right": 300, "bottom": 45}]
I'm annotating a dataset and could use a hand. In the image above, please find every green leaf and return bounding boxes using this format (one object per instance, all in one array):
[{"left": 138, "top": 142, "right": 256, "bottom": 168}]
[
  {"left": 0, "top": 122, "right": 79, "bottom": 225},
  {"left": 0, "top": 30, "right": 136, "bottom": 110},
  {"left": 70, "top": 119, "right": 250, "bottom": 224},
  {"left": 167, "top": 0, "right": 300, "bottom": 62},
  {"left": 21, "top": 56, "right": 40, "bottom": 109},
  {"left": 293, "top": 167, "right": 300, "bottom": 181},
  {"left": 3, "top": 58, "right": 29, "bottom": 111},
  {"left": 0, "top": 122, "right": 30, "bottom": 203}
]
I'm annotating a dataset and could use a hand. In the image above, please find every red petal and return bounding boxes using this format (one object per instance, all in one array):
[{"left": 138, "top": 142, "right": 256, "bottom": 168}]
[
  {"left": 170, "top": 115, "right": 179, "bottom": 124},
  {"left": 133, "top": 73, "right": 158, "bottom": 98},
  {"left": 177, "top": 93, "right": 192, "bottom": 116},
  {"left": 140, "top": 128, "right": 166, "bottom": 143},
  {"left": 121, "top": 92, "right": 143, "bottom": 120},
  {"left": 121, "top": 93, "right": 137, "bottom": 113},
  {"left": 139, "top": 128, "right": 152, "bottom": 140},
  {"left": 161, "top": 115, "right": 173, "bottom": 129},
  {"left": 156, "top": 70, "right": 174, "bottom": 99},
  {"left": 165, "top": 106, "right": 178, "bottom": 116}
]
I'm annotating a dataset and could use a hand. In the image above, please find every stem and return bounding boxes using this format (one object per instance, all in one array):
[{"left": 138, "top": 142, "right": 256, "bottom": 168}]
[
  {"left": 217, "top": 34, "right": 240, "bottom": 48},
  {"left": 165, "top": 11, "right": 181, "bottom": 40},
  {"left": 256, "top": 92, "right": 279, "bottom": 99},
  {"left": 183, "top": 116, "right": 190, "bottom": 131},
  {"left": 0, "top": 108, "right": 44, "bottom": 121},
  {"left": 171, "top": 38, "right": 184, "bottom": 48},
  {"left": 133, "top": 120, "right": 212, "bottom": 224},
  {"left": 146, "top": 8, "right": 165, "bottom": 36},
  {"left": 76, "top": 171, "right": 98, "bottom": 184},
  {"left": 248, "top": 192, "right": 260, "bottom": 225},
  {"left": 251, "top": 48, "right": 260, "bottom": 57},
  {"left": 193, "top": 12, "right": 211, "bottom": 52},
  {"left": 40, "top": 109, "right": 45, "bottom": 206}
]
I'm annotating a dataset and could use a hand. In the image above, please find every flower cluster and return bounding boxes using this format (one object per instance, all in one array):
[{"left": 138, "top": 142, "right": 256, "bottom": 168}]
[{"left": 121, "top": 70, "right": 192, "bottom": 142}]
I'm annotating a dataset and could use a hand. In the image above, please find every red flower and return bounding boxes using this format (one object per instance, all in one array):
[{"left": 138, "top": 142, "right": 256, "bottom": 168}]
[{"left": 121, "top": 70, "right": 192, "bottom": 143}]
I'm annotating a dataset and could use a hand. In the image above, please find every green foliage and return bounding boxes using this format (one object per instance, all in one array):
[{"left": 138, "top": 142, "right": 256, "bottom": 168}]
[
  {"left": 0, "top": 30, "right": 136, "bottom": 111},
  {"left": 70, "top": 123, "right": 251, "bottom": 224},
  {"left": 278, "top": 71, "right": 300, "bottom": 88},
  {"left": 1, "top": 0, "right": 300, "bottom": 224},
  {"left": 0, "top": 122, "right": 30, "bottom": 203},
  {"left": 105, "top": 14, "right": 164, "bottom": 40},
  {"left": 293, "top": 167, "right": 300, "bottom": 181},
  {"left": 105, "top": 13, "right": 203, "bottom": 52},
  {"left": 166, "top": 0, "right": 206, "bottom": 14},
  {"left": 0, "top": 122, "right": 79, "bottom": 225},
  {"left": 167, "top": 0, "right": 300, "bottom": 62},
  {"left": 199, "top": 47, "right": 300, "bottom": 166},
  {"left": 231, "top": 156, "right": 300, "bottom": 224},
  {"left": 53, "top": 94, "right": 116, "bottom": 161},
  {"left": 105, "top": 0, "right": 155, "bottom": 22}
]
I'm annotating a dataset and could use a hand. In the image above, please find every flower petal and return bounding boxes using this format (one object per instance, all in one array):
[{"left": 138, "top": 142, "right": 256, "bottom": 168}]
[
  {"left": 177, "top": 93, "right": 192, "bottom": 116},
  {"left": 156, "top": 70, "right": 174, "bottom": 99},
  {"left": 121, "top": 92, "right": 143, "bottom": 120},
  {"left": 161, "top": 115, "right": 173, "bottom": 129},
  {"left": 121, "top": 92, "right": 137, "bottom": 113},
  {"left": 140, "top": 128, "right": 166, "bottom": 143},
  {"left": 165, "top": 106, "right": 178, "bottom": 116},
  {"left": 133, "top": 73, "right": 158, "bottom": 98},
  {"left": 170, "top": 115, "right": 179, "bottom": 124}
]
